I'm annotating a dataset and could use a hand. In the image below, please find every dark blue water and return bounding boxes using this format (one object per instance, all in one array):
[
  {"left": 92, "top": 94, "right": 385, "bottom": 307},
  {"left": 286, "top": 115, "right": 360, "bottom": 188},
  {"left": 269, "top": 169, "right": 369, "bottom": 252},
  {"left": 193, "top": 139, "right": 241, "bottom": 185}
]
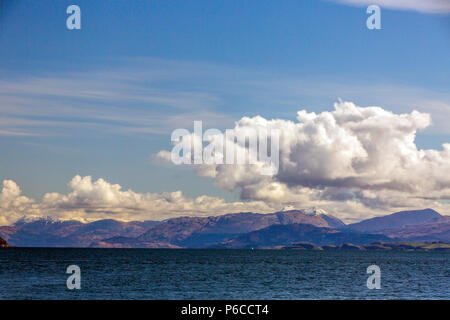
[{"left": 0, "top": 248, "right": 448, "bottom": 299}]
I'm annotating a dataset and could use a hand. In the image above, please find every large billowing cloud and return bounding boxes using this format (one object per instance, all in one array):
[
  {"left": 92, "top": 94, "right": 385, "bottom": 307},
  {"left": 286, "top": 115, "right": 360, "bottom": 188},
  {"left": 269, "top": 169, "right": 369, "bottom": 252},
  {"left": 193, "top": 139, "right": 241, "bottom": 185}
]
[{"left": 158, "top": 101, "right": 450, "bottom": 220}]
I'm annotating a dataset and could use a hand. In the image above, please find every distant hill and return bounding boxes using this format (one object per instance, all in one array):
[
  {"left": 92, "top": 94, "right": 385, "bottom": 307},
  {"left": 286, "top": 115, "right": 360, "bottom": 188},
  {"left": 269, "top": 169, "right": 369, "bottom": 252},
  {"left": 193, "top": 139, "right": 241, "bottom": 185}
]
[
  {"left": 283, "top": 241, "right": 450, "bottom": 252},
  {"left": 379, "top": 216, "right": 450, "bottom": 242},
  {"left": 0, "top": 217, "right": 160, "bottom": 247},
  {"left": 213, "top": 223, "right": 392, "bottom": 249},
  {"left": 345, "top": 209, "right": 442, "bottom": 233},
  {"left": 0, "top": 236, "right": 10, "bottom": 247}
]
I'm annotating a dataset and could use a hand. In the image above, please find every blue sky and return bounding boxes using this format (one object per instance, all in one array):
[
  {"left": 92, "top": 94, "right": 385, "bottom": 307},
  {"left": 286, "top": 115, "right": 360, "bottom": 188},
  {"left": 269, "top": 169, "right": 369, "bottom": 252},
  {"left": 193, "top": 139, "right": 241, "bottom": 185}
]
[{"left": 0, "top": 0, "right": 449, "bottom": 208}]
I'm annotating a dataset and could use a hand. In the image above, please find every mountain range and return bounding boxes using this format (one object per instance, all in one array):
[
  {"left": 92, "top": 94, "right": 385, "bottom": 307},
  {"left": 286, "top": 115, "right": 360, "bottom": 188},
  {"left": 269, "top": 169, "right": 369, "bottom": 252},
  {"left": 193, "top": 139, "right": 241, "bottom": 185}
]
[{"left": 0, "top": 208, "right": 448, "bottom": 248}]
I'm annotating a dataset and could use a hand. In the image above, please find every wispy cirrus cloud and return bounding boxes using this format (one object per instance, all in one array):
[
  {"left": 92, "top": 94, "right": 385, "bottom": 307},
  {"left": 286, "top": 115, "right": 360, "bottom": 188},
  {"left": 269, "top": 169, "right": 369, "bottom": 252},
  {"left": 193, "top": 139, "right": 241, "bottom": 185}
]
[
  {"left": 0, "top": 129, "right": 36, "bottom": 137},
  {"left": 0, "top": 59, "right": 237, "bottom": 137},
  {"left": 331, "top": 0, "right": 450, "bottom": 14},
  {"left": 1, "top": 58, "right": 449, "bottom": 138}
]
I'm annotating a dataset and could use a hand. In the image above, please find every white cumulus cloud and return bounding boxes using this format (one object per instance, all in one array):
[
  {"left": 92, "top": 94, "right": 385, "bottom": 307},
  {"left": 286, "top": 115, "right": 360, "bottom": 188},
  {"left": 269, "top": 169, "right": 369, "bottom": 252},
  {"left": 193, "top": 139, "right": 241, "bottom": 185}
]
[
  {"left": 0, "top": 180, "right": 37, "bottom": 225},
  {"left": 0, "top": 176, "right": 274, "bottom": 225},
  {"left": 157, "top": 101, "right": 450, "bottom": 219}
]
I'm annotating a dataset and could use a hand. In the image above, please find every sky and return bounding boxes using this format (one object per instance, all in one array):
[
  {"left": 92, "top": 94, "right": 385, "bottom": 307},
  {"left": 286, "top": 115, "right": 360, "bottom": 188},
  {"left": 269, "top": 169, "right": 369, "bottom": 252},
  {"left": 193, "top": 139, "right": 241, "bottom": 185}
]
[{"left": 0, "top": 0, "right": 449, "bottom": 224}]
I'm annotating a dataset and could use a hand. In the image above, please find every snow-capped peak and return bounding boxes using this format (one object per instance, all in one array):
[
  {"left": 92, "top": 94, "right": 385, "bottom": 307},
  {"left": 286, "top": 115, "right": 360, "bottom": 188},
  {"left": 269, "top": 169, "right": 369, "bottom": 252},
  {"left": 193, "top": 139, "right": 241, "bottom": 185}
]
[
  {"left": 13, "top": 215, "right": 60, "bottom": 226},
  {"left": 303, "top": 207, "right": 328, "bottom": 216}
]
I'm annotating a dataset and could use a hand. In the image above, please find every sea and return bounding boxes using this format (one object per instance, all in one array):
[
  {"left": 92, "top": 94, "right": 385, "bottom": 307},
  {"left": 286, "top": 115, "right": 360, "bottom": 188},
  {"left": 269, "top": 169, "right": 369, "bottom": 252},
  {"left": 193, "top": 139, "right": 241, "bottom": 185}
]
[{"left": 0, "top": 248, "right": 448, "bottom": 299}]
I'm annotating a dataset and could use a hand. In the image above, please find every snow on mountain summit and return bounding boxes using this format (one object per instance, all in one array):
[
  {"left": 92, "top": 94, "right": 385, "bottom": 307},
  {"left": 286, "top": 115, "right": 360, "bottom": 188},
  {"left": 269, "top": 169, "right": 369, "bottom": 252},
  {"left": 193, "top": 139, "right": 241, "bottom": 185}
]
[
  {"left": 13, "top": 215, "right": 60, "bottom": 226},
  {"left": 303, "top": 207, "right": 328, "bottom": 216}
]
